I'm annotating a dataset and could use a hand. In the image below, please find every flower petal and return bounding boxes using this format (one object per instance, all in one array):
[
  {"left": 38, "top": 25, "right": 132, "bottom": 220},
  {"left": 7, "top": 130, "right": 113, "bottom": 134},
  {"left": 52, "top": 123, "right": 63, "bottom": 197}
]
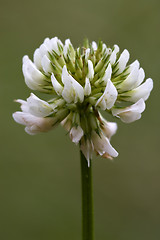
[
  {"left": 116, "top": 49, "right": 130, "bottom": 75},
  {"left": 101, "top": 63, "right": 112, "bottom": 85},
  {"left": 63, "top": 39, "right": 72, "bottom": 59},
  {"left": 39, "top": 43, "right": 49, "bottom": 58},
  {"left": 26, "top": 93, "right": 53, "bottom": 117},
  {"left": 25, "top": 126, "right": 37, "bottom": 135},
  {"left": 80, "top": 138, "right": 94, "bottom": 164},
  {"left": 51, "top": 73, "right": 63, "bottom": 95},
  {"left": 112, "top": 98, "right": 146, "bottom": 123},
  {"left": 91, "top": 131, "right": 118, "bottom": 158},
  {"left": 33, "top": 48, "right": 42, "bottom": 70},
  {"left": 109, "top": 45, "right": 119, "bottom": 65},
  {"left": 102, "top": 121, "right": 117, "bottom": 138},
  {"left": 99, "top": 114, "right": 118, "bottom": 139},
  {"left": 50, "top": 37, "right": 63, "bottom": 54},
  {"left": 61, "top": 112, "right": 73, "bottom": 131},
  {"left": 15, "top": 99, "right": 29, "bottom": 112},
  {"left": 92, "top": 41, "right": 97, "bottom": 51},
  {"left": 22, "top": 56, "right": 47, "bottom": 91},
  {"left": 127, "top": 60, "right": 140, "bottom": 73},
  {"left": 41, "top": 55, "right": 53, "bottom": 75},
  {"left": 87, "top": 60, "right": 94, "bottom": 80},
  {"left": 96, "top": 79, "right": 118, "bottom": 110},
  {"left": 84, "top": 77, "right": 91, "bottom": 96},
  {"left": 117, "top": 63, "right": 139, "bottom": 92},
  {"left": 133, "top": 68, "right": 145, "bottom": 88},
  {"left": 120, "top": 78, "right": 153, "bottom": 102},
  {"left": 70, "top": 126, "right": 84, "bottom": 144},
  {"left": 63, "top": 39, "right": 74, "bottom": 60},
  {"left": 102, "top": 43, "right": 108, "bottom": 53},
  {"left": 62, "top": 66, "right": 84, "bottom": 103},
  {"left": 85, "top": 48, "right": 90, "bottom": 61},
  {"left": 13, "top": 112, "right": 58, "bottom": 134}
]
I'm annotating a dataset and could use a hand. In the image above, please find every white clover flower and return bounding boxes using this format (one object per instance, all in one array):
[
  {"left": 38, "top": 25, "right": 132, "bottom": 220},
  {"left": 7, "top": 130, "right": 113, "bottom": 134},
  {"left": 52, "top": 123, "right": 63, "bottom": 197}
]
[{"left": 13, "top": 37, "right": 153, "bottom": 161}]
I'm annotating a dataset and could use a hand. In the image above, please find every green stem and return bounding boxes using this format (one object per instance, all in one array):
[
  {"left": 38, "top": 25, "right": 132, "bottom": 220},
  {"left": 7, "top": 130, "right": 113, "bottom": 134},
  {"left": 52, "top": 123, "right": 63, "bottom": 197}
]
[{"left": 80, "top": 150, "right": 94, "bottom": 240}]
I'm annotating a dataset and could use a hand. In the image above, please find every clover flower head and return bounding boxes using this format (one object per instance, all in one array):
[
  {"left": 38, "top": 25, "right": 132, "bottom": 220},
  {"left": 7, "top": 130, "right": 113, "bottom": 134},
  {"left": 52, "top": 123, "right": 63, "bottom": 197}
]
[{"left": 13, "top": 37, "right": 153, "bottom": 163}]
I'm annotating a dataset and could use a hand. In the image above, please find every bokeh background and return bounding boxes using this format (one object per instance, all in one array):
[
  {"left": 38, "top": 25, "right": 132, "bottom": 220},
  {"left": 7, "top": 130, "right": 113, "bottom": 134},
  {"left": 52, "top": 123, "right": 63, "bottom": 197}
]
[{"left": 0, "top": 0, "right": 160, "bottom": 239}]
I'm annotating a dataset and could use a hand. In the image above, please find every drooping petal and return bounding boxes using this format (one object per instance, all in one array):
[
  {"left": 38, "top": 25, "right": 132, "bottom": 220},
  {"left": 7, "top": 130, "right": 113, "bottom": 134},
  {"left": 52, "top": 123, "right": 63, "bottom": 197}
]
[
  {"left": 99, "top": 114, "right": 118, "bottom": 139},
  {"left": 91, "top": 131, "right": 118, "bottom": 158},
  {"left": 102, "top": 121, "right": 117, "bottom": 138},
  {"left": 80, "top": 138, "right": 94, "bottom": 164},
  {"left": 69, "top": 126, "right": 84, "bottom": 144},
  {"left": 12, "top": 112, "right": 56, "bottom": 134},
  {"left": 112, "top": 98, "right": 146, "bottom": 123},
  {"left": 51, "top": 73, "right": 63, "bottom": 95},
  {"left": 62, "top": 66, "right": 84, "bottom": 103},
  {"left": 96, "top": 79, "right": 118, "bottom": 110},
  {"left": 84, "top": 77, "right": 91, "bottom": 96}
]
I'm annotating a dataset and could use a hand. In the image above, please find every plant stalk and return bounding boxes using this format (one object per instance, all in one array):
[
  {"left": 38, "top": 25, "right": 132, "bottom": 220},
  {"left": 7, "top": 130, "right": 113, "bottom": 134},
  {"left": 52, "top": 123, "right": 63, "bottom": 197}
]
[{"left": 80, "top": 150, "right": 94, "bottom": 240}]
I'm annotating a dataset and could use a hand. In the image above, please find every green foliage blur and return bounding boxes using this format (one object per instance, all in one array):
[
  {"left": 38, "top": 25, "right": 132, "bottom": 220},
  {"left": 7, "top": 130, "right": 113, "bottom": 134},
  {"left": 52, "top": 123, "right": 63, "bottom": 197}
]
[{"left": 0, "top": 0, "right": 159, "bottom": 239}]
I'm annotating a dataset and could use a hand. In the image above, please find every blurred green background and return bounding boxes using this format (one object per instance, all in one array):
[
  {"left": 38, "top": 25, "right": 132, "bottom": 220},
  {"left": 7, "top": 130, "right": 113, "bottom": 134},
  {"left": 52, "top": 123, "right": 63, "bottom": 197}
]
[{"left": 0, "top": 0, "right": 160, "bottom": 239}]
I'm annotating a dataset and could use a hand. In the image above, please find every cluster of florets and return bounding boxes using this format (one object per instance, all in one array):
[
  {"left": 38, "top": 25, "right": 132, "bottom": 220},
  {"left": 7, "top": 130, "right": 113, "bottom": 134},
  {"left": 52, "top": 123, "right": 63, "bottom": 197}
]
[{"left": 13, "top": 37, "right": 153, "bottom": 163}]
